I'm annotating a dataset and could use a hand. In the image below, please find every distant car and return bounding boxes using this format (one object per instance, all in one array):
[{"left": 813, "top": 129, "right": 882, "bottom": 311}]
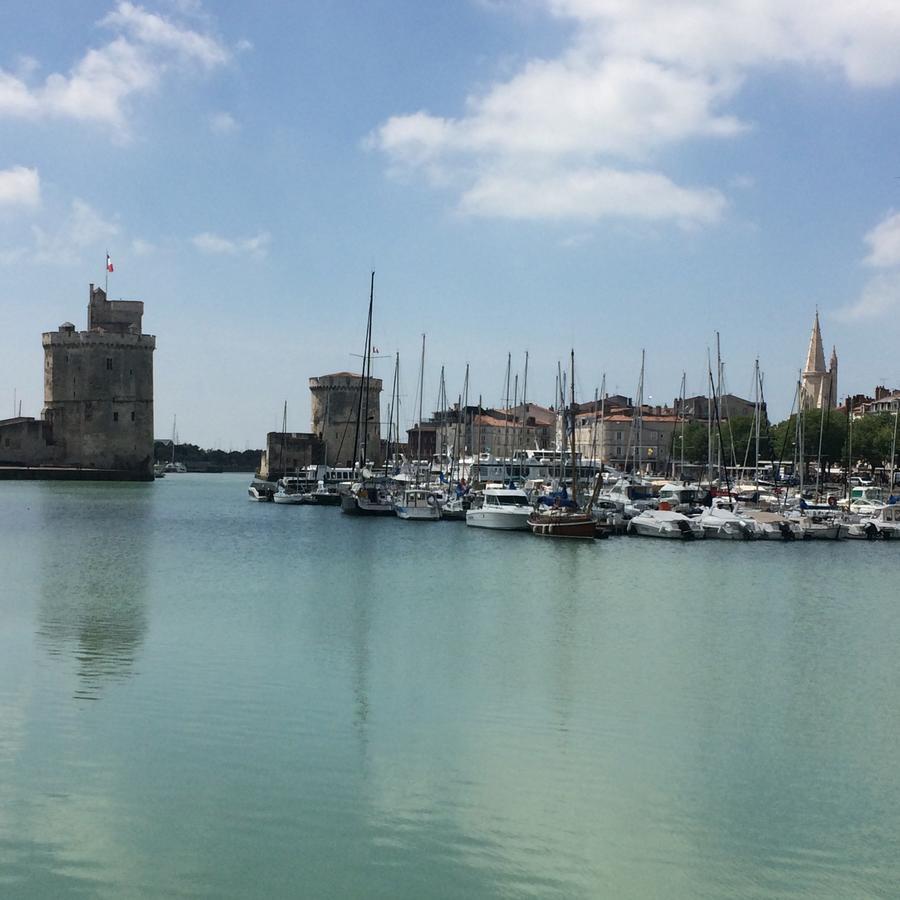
[{"left": 850, "top": 475, "right": 873, "bottom": 486}]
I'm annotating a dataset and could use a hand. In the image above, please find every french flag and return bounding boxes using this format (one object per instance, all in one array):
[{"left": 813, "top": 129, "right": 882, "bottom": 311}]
[{"left": 106, "top": 254, "right": 114, "bottom": 273}]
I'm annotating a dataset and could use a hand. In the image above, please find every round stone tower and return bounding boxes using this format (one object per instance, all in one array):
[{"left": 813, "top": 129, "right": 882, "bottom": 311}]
[
  {"left": 41, "top": 285, "right": 156, "bottom": 479},
  {"left": 309, "top": 372, "right": 382, "bottom": 468}
]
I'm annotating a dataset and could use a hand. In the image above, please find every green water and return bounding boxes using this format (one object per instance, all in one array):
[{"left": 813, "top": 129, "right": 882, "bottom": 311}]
[{"left": 1, "top": 474, "right": 899, "bottom": 899}]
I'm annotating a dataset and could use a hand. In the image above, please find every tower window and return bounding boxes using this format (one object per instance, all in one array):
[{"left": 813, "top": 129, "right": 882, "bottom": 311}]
[
  {"left": 131, "top": 411, "right": 135, "bottom": 421},
  {"left": 106, "top": 358, "right": 113, "bottom": 370},
  {"left": 113, "top": 412, "right": 119, "bottom": 422}
]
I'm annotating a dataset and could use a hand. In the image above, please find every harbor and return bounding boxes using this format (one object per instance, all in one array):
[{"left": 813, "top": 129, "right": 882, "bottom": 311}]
[
  {"left": 2, "top": 472, "right": 900, "bottom": 899},
  {"left": 5, "top": 2, "right": 900, "bottom": 896}
]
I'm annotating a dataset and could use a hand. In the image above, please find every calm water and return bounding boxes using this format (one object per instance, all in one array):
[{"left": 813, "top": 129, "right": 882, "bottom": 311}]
[{"left": 1, "top": 474, "right": 899, "bottom": 899}]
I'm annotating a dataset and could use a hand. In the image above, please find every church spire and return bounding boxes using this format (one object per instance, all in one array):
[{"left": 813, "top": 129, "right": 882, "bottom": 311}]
[{"left": 804, "top": 311, "right": 826, "bottom": 374}]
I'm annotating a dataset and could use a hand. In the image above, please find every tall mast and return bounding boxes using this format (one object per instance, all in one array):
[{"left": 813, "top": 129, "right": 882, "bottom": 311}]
[
  {"left": 280, "top": 401, "right": 288, "bottom": 477},
  {"left": 707, "top": 351, "right": 714, "bottom": 485},
  {"left": 519, "top": 351, "right": 529, "bottom": 455},
  {"left": 677, "top": 371, "right": 686, "bottom": 480},
  {"left": 353, "top": 272, "right": 375, "bottom": 470},
  {"left": 462, "top": 363, "right": 470, "bottom": 476},
  {"left": 570, "top": 349, "right": 577, "bottom": 505},
  {"left": 599, "top": 373, "right": 606, "bottom": 472},
  {"left": 754, "top": 362, "right": 762, "bottom": 492},
  {"left": 502, "top": 352, "right": 511, "bottom": 469},
  {"left": 383, "top": 352, "right": 399, "bottom": 478},
  {"left": 437, "top": 364, "right": 447, "bottom": 475},
  {"left": 889, "top": 405, "right": 899, "bottom": 496},
  {"left": 635, "top": 349, "right": 645, "bottom": 476},
  {"left": 415, "top": 333, "right": 425, "bottom": 485}
]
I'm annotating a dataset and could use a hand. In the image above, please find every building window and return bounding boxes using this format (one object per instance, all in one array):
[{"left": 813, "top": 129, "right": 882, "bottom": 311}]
[
  {"left": 113, "top": 412, "right": 119, "bottom": 422},
  {"left": 106, "top": 358, "right": 113, "bottom": 370},
  {"left": 131, "top": 411, "right": 135, "bottom": 421}
]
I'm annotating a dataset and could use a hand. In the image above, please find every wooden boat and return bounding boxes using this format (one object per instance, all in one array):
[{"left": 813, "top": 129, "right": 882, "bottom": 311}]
[{"left": 528, "top": 351, "right": 595, "bottom": 539}]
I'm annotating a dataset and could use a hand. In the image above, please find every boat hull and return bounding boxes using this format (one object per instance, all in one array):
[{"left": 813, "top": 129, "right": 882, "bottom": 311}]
[
  {"left": 394, "top": 505, "right": 440, "bottom": 520},
  {"left": 340, "top": 493, "right": 394, "bottom": 516},
  {"left": 528, "top": 512, "right": 596, "bottom": 539},
  {"left": 465, "top": 508, "right": 531, "bottom": 530}
]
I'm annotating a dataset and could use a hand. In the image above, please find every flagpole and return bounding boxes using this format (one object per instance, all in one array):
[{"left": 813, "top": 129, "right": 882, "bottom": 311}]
[{"left": 105, "top": 251, "right": 109, "bottom": 294}]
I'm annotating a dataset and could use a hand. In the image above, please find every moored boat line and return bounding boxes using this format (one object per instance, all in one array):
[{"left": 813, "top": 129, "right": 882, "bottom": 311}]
[{"left": 246, "top": 465, "right": 900, "bottom": 544}]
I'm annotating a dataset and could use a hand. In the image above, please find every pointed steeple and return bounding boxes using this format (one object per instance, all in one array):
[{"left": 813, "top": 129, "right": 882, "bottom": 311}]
[
  {"left": 830, "top": 345, "right": 838, "bottom": 369},
  {"left": 803, "top": 311, "right": 826, "bottom": 374}
]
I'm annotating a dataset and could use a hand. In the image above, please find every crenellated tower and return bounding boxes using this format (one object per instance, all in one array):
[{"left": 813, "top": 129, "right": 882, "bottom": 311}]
[{"left": 42, "top": 285, "right": 156, "bottom": 478}]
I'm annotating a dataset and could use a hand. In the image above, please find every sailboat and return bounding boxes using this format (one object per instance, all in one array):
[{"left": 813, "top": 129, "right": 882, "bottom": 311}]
[
  {"left": 274, "top": 402, "right": 308, "bottom": 505},
  {"left": 341, "top": 272, "right": 395, "bottom": 516},
  {"left": 164, "top": 415, "right": 187, "bottom": 473},
  {"left": 394, "top": 334, "right": 440, "bottom": 520},
  {"left": 528, "top": 350, "right": 596, "bottom": 539}
]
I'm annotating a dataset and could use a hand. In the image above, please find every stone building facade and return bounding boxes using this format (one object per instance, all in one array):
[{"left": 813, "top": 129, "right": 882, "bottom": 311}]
[
  {"left": 309, "top": 372, "right": 382, "bottom": 467},
  {"left": 0, "top": 284, "right": 155, "bottom": 480}
]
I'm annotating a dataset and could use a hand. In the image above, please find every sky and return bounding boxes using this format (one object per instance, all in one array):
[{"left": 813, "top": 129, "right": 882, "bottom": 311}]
[{"left": 1, "top": 0, "right": 900, "bottom": 448}]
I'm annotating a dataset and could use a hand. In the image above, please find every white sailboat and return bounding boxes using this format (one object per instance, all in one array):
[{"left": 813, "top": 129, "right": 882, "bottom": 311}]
[{"left": 395, "top": 334, "right": 440, "bottom": 521}]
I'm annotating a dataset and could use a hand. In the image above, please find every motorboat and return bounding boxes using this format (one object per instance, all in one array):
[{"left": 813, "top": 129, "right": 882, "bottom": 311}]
[
  {"left": 841, "top": 503, "right": 900, "bottom": 540},
  {"left": 600, "top": 477, "right": 656, "bottom": 518},
  {"left": 340, "top": 479, "right": 395, "bottom": 516},
  {"left": 307, "top": 479, "right": 342, "bottom": 506},
  {"left": 656, "top": 482, "right": 705, "bottom": 513},
  {"left": 628, "top": 509, "right": 704, "bottom": 539},
  {"left": 741, "top": 509, "right": 802, "bottom": 540},
  {"left": 393, "top": 487, "right": 441, "bottom": 521},
  {"left": 273, "top": 476, "right": 311, "bottom": 505},
  {"left": 788, "top": 513, "right": 842, "bottom": 540},
  {"left": 248, "top": 478, "right": 276, "bottom": 501},
  {"left": 465, "top": 487, "right": 532, "bottom": 530},
  {"left": 694, "top": 506, "right": 756, "bottom": 540}
]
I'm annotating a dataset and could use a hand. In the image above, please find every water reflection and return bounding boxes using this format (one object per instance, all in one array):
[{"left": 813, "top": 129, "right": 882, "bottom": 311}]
[{"left": 35, "top": 483, "right": 151, "bottom": 700}]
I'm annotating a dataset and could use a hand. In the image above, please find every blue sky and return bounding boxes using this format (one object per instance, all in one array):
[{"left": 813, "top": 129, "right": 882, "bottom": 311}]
[{"left": 2, "top": 1, "right": 900, "bottom": 447}]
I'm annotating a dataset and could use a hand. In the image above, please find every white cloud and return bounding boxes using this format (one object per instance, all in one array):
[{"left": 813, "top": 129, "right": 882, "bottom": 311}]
[
  {"left": 460, "top": 166, "right": 725, "bottom": 225},
  {"left": 371, "top": 1, "right": 900, "bottom": 225},
  {"left": 0, "top": 2, "right": 229, "bottom": 135},
  {"left": 191, "top": 230, "right": 270, "bottom": 258},
  {"left": 208, "top": 111, "right": 238, "bottom": 134},
  {"left": 863, "top": 210, "right": 900, "bottom": 268},
  {"left": 835, "top": 272, "right": 900, "bottom": 322},
  {"left": 32, "top": 199, "right": 119, "bottom": 265},
  {"left": 131, "top": 237, "right": 155, "bottom": 255},
  {"left": 548, "top": 0, "right": 900, "bottom": 87},
  {"left": 0, "top": 166, "right": 40, "bottom": 210},
  {"left": 100, "top": 1, "right": 228, "bottom": 69}
]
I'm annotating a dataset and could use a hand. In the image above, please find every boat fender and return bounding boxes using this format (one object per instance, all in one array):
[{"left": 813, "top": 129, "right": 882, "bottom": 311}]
[
  {"left": 427, "top": 493, "right": 437, "bottom": 506},
  {"left": 828, "top": 495, "right": 837, "bottom": 508}
]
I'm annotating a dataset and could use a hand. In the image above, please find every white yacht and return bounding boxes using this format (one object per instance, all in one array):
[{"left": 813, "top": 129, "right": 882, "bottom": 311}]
[
  {"left": 788, "top": 513, "right": 842, "bottom": 540},
  {"left": 841, "top": 503, "right": 900, "bottom": 540},
  {"left": 465, "top": 487, "right": 532, "bottom": 530},
  {"left": 741, "top": 509, "right": 803, "bottom": 540},
  {"left": 656, "top": 482, "right": 705, "bottom": 513},
  {"left": 628, "top": 509, "right": 705, "bottom": 539},
  {"left": 600, "top": 478, "right": 656, "bottom": 518},
  {"left": 694, "top": 506, "right": 756, "bottom": 540},
  {"left": 393, "top": 487, "right": 441, "bottom": 521}
]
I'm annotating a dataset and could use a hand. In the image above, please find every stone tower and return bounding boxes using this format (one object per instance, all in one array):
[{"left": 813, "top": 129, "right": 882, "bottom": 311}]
[
  {"left": 42, "top": 285, "right": 156, "bottom": 479},
  {"left": 800, "top": 312, "right": 837, "bottom": 410},
  {"left": 309, "top": 372, "right": 382, "bottom": 468}
]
